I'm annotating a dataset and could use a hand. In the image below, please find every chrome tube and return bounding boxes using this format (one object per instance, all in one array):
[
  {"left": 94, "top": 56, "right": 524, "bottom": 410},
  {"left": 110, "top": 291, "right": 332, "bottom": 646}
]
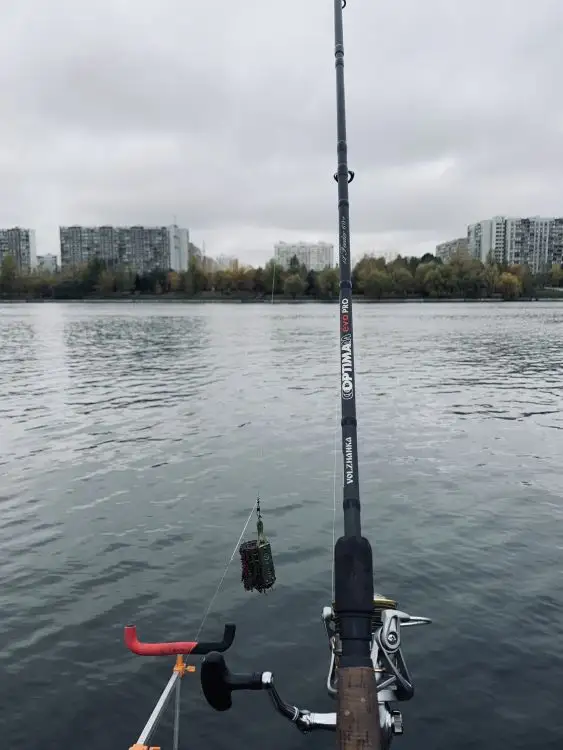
[{"left": 137, "top": 670, "right": 180, "bottom": 746}]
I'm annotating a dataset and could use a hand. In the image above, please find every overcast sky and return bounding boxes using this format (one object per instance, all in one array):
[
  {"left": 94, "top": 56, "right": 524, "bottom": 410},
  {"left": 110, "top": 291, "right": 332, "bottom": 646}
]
[{"left": 2, "top": 0, "right": 563, "bottom": 265}]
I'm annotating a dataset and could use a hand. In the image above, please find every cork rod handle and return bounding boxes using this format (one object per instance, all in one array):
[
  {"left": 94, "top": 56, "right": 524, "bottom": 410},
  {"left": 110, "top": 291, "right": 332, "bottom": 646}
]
[{"left": 337, "top": 667, "right": 382, "bottom": 750}]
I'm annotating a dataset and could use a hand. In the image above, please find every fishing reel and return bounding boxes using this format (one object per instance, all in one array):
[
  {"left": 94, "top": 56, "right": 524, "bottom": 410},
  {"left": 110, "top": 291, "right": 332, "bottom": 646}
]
[
  {"left": 323, "top": 594, "right": 431, "bottom": 747},
  {"left": 200, "top": 595, "right": 430, "bottom": 749}
]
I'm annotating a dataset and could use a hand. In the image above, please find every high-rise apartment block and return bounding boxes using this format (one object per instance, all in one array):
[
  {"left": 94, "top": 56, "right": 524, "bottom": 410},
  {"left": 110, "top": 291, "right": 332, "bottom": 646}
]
[
  {"left": 59, "top": 225, "right": 190, "bottom": 274},
  {"left": 274, "top": 241, "right": 334, "bottom": 271},
  {"left": 214, "top": 255, "right": 238, "bottom": 271},
  {"left": 467, "top": 217, "right": 507, "bottom": 265},
  {"left": 188, "top": 242, "right": 202, "bottom": 265},
  {"left": 435, "top": 237, "right": 469, "bottom": 262},
  {"left": 0, "top": 227, "right": 37, "bottom": 272},
  {"left": 467, "top": 216, "right": 563, "bottom": 272},
  {"left": 37, "top": 254, "right": 59, "bottom": 273}
]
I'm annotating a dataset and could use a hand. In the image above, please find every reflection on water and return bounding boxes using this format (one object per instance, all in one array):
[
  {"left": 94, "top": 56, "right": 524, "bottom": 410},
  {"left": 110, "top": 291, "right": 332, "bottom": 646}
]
[
  {"left": 1, "top": 301, "right": 563, "bottom": 750},
  {"left": 430, "top": 318, "right": 563, "bottom": 425},
  {"left": 63, "top": 313, "right": 212, "bottom": 419}
]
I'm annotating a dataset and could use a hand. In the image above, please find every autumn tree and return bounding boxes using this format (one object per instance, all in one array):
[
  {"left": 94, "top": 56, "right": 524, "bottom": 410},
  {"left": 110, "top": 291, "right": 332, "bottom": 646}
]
[
  {"left": 284, "top": 273, "right": 306, "bottom": 299},
  {"left": 498, "top": 272, "right": 521, "bottom": 300},
  {"left": 317, "top": 267, "right": 339, "bottom": 298},
  {"left": 0, "top": 255, "right": 18, "bottom": 294}
]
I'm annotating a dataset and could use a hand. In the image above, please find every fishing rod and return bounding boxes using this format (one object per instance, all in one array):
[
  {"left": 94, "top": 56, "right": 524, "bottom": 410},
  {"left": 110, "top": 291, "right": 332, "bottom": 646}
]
[
  {"left": 197, "top": 3, "right": 431, "bottom": 749},
  {"left": 123, "top": 3, "right": 430, "bottom": 749}
]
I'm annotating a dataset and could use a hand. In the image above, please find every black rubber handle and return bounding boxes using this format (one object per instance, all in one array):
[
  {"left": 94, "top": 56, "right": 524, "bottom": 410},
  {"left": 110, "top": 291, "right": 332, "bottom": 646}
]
[
  {"left": 191, "top": 623, "right": 236, "bottom": 654},
  {"left": 201, "top": 652, "right": 263, "bottom": 711}
]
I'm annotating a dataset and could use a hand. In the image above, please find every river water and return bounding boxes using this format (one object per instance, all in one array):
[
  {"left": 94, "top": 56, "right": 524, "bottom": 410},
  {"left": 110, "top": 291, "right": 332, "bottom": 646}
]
[{"left": 1, "top": 300, "right": 562, "bottom": 750}]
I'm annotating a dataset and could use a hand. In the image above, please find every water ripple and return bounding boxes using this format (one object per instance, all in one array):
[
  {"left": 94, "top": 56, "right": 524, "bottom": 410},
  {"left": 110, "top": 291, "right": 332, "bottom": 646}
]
[{"left": 1, "top": 301, "right": 563, "bottom": 749}]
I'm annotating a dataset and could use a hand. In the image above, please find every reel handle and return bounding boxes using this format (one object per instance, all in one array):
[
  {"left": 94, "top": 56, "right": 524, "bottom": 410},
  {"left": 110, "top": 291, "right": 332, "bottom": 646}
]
[{"left": 201, "top": 651, "right": 264, "bottom": 711}]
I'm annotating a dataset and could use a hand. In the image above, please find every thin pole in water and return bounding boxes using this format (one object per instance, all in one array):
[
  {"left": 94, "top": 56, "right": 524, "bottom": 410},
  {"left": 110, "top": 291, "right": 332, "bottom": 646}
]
[{"left": 271, "top": 262, "right": 276, "bottom": 304}]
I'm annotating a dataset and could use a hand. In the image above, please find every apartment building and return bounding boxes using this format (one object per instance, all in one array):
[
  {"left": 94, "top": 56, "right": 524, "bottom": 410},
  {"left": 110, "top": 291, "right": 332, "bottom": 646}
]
[
  {"left": 435, "top": 237, "right": 469, "bottom": 262},
  {"left": 467, "top": 217, "right": 507, "bottom": 264},
  {"left": 168, "top": 226, "right": 190, "bottom": 272},
  {"left": 0, "top": 227, "right": 37, "bottom": 272},
  {"left": 549, "top": 218, "right": 563, "bottom": 267},
  {"left": 188, "top": 242, "right": 202, "bottom": 265},
  {"left": 466, "top": 215, "right": 563, "bottom": 272},
  {"left": 504, "top": 217, "right": 552, "bottom": 271},
  {"left": 37, "top": 254, "right": 59, "bottom": 273},
  {"left": 274, "top": 241, "right": 334, "bottom": 271},
  {"left": 214, "top": 255, "right": 238, "bottom": 271},
  {"left": 59, "top": 225, "right": 190, "bottom": 274}
]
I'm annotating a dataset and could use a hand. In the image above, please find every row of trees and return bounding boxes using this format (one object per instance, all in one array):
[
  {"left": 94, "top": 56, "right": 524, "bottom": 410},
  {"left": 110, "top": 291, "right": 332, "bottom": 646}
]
[{"left": 1, "top": 251, "right": 563, "bottom": 301}]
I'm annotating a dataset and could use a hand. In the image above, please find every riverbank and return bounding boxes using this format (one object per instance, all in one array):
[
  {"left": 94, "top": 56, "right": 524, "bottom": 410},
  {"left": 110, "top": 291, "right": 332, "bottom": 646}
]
[{"left": 2, "top": 294, "right": 563, "bottom": 304}]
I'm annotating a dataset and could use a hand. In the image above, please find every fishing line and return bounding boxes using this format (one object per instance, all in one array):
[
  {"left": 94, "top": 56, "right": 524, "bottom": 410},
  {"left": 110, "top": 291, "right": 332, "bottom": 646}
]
[
  {"left": 194, "top": 497, "right": 258, "bottom": 641},
  {"left": 195, "top": 389, "right": 274, "bottom": 637}
]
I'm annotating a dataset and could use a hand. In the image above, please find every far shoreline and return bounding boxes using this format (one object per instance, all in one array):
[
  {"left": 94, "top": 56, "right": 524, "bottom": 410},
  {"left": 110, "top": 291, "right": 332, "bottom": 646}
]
[{"left": 2, "top": 295, "right": 563, "bottom": 305}]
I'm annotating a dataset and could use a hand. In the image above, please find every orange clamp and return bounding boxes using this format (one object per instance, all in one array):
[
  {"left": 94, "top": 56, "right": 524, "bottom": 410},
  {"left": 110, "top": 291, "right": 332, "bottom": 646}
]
[{"left": 173, "top": 654, "right": 196, "bottom": 677}]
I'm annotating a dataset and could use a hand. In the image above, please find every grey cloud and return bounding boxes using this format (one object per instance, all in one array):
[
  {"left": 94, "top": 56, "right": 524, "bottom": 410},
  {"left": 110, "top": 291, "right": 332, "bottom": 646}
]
[{"left": 2, "top": 0, "right": 563, "bottom": 261}]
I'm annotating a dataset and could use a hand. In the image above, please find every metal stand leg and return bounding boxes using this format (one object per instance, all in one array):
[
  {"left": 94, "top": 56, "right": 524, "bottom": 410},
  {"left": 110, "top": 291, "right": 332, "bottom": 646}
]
[
  {"left": 173, "top": 675, "right": 181, "bottom": 750},
  {"left": 137, "top": 671, "right": 180, "bottom": 747}
]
